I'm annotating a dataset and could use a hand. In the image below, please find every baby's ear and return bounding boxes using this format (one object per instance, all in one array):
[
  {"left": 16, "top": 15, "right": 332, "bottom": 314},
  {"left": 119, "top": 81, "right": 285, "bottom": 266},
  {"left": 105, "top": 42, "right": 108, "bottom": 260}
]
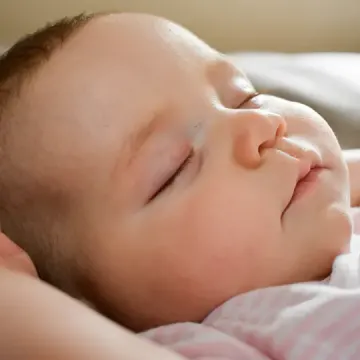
[{"left": 0, "top": 232, "right": 38, "bottom": 277}]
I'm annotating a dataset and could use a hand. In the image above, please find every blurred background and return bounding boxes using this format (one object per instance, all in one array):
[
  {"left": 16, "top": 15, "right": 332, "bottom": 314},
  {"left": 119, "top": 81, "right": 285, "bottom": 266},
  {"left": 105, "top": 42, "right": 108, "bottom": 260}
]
[
  {"left": 0, "top": 0, "right": 360, "bottom": 146},
  {"left": 0, "top": 0, "right": 359, "bottom": 52}
]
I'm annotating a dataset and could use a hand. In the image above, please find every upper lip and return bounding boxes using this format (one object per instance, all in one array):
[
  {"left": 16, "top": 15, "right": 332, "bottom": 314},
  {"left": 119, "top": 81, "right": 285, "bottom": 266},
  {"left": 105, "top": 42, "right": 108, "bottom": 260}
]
[
  {"left": 295, "top": 159, "right": 322, "bottom": 188},
  {"left": 296, "top": 160, "right": 312, "bottom": 184}
]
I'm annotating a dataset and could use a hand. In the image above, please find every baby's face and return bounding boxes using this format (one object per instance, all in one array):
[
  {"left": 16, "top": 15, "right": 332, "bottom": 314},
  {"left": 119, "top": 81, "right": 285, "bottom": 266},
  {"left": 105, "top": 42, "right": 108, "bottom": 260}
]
[{"left": 12, "top": 14, "right": 352, "bottom": 329}]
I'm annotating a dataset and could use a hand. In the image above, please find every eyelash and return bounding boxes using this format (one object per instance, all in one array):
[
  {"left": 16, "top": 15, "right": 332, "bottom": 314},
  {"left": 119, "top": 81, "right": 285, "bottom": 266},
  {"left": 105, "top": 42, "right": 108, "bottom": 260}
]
[
  {"left": 240, "top": 91, "right": 260, "bottom": 107},
  {"left": 149, "top": 149, "right": 194, "bottom": 202}
]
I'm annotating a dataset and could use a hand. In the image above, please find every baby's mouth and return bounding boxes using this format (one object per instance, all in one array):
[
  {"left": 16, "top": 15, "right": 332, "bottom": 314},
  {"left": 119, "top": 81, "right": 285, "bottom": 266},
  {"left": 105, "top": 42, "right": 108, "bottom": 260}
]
[
  {"left": 283, "top": 165, "right": 324, "bottom": 214},
  {"left": 291, "top": 166, "right": 323, "bottom": 201}
]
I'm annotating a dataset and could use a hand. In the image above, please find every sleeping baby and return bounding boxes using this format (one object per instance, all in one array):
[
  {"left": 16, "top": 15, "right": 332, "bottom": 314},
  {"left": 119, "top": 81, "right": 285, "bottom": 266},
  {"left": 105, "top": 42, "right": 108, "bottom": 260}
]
[{"left": 0, "top": 11, "right": 360, "bottom": 359}]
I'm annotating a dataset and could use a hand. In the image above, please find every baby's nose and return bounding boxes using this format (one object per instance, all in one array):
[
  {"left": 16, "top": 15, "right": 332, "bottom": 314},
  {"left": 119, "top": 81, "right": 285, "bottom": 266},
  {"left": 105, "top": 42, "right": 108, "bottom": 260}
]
[{"left": 230, "top": 109, "right": 287, "bottom": 168}]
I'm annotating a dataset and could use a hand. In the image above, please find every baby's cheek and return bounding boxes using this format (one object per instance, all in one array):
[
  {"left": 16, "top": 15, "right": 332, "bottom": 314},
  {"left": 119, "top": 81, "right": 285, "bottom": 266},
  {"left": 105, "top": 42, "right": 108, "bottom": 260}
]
[{"left": 186, "top": 195, "right": 261, "bottom": 274}]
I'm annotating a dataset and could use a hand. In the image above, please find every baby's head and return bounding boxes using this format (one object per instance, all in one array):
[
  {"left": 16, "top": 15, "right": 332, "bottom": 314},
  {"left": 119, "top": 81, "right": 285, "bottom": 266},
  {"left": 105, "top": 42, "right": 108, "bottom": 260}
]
[{"left": 0, "top": 12, "right": 352, "bottom": 330}]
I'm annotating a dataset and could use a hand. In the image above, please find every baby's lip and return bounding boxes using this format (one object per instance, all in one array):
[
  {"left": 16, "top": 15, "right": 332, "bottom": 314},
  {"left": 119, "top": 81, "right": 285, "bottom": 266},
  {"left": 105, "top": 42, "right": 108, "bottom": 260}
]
[
  {"left": 296, "top": 159, "right": 313, "bottom": 184},
  {"left": 282, "top": 157, "right": 324, "bottom": 215}
]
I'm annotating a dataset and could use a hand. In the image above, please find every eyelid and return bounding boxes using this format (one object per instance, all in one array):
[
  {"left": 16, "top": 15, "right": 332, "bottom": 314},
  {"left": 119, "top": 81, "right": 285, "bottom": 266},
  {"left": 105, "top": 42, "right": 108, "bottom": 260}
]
[
  {"left": 146, "top": 140, "right": 192, "bottom": 200},
  {"left": 148, "top": 144, "right": 202, "bottom": 203},
  {"left": 240, "top": 91, "right": 261, "bottom": 107}
]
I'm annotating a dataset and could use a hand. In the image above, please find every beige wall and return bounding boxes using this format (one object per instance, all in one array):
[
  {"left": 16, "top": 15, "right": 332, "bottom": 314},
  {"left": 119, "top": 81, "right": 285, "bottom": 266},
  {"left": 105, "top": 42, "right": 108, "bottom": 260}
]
[{"left": 1, "top": 0, "right": 360, "bottom": 52}]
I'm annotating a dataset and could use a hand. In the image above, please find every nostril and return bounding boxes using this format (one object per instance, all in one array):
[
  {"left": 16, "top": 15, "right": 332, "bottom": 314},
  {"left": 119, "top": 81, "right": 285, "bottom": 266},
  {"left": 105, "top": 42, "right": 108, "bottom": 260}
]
[
  {"left": 259, "top": 115, "right": 286, "bottom": 153},
  {"left": 259, "top": 138, "right": 276, "bottom": 153}
]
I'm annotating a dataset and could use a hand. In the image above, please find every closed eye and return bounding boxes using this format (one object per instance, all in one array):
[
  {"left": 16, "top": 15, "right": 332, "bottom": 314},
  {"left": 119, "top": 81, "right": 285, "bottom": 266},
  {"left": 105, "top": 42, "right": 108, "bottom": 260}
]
[
  {"left": 239, "top": 91, "right": 260, "bottom": 107},
  {"left": 148, "top": 149, "right": 194, "bottom": 202}
]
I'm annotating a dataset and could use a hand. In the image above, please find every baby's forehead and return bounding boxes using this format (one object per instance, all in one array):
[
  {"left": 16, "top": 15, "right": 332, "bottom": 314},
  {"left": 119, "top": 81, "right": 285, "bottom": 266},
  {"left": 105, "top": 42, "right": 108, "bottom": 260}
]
[
  {"left": 30, "top": 12, "right": 245, "bottom": 111},
  {"left": 73, "top": 13, "right": 219, "bottom": 66},
  {"left": 78, "top": 14, "right": 248, "bottom": 95},
  {"left": 28, "top": 12, "right": 249, "bottom": 111},
  {"left": 28, "top": 13, "right": 222, "bottom": 104},
  {"left": 108, "top": 13, "right": 216, "bottom": 52}
]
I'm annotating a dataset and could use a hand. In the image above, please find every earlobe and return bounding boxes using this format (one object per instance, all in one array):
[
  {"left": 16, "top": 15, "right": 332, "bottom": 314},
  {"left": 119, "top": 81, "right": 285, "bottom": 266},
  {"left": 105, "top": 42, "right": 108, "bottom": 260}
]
[
  {"left": 0, "top": 232, "right": 38, "bottom": 277},
  {"left": 0, "top": 232, "right": 23, "bottom": 257},
  {"left": 0, "top": 252, "right": 38, "bottom": 278}
]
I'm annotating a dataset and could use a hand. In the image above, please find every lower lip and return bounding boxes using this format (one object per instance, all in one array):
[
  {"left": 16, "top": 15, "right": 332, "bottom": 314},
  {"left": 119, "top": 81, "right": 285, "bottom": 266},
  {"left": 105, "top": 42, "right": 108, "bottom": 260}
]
[{"left": 289, "top": 167, "right": 323, "bottom": 204}]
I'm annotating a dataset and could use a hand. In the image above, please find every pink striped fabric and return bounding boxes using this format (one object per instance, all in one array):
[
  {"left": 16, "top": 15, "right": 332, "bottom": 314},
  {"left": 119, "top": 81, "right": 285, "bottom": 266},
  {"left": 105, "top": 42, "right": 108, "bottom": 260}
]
[{"left": 143, "top": 235, "right": 360, "bottom": 360}]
